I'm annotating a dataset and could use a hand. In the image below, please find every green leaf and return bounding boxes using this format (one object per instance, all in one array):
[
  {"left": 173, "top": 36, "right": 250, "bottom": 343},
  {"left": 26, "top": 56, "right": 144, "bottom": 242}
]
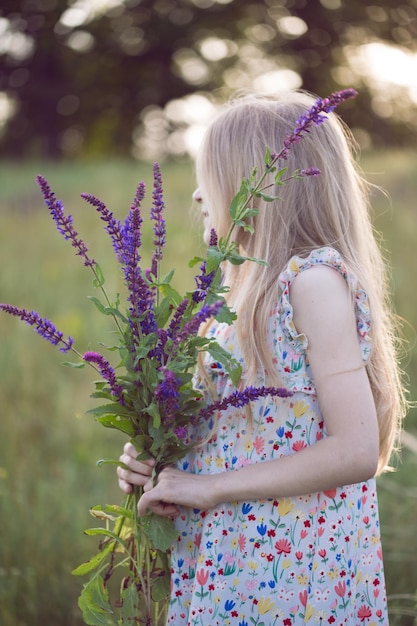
[
  {"left": 141, "top": 514, "right": 178, "bottom": 552},
  {"left": 86, "top": 403, "right": 127, "bottom": 418},
  {"left": 72, "top": 542, "right": 114, "bottom": 576},
  {"left": 159, "top": 283, "right": 182, "bottom": 306},
  {"left": 206, "top": 246, "right": 226, "bottom": 274},
  {"left": 143, "top": 402, "right": 161, "bottom": 430},
  {"left": 256, "top": 192, "right": 278, "bottom": 202},
  {"left": 96, "top": 415, "right": 135, "bottom": 436},
  {"left": 93, "top": 263, "right": 106, "bottom": 288},
  {"left": 228, "top": 180, "right": 250, "bottom": 221},
  {"left": 88, "top": 296, "right": 128, "bottom": 322},
  {"left": 274, "top": 167, "right": 288, "bottom": 184},
  {"left": 151, "top": 572, "right": 170, "bottom": 602},
  {"left": 101, "top": 504, "right": 134, "bottom": 519},
  {"left": 154, "top": 296, "right": 173, "bottom": 328},
  {"left": 131, "top": 434, "right": 153, "bottom": 455},
  {"left": 159, "top": 268, "right": 175, "bottom": 285},
  {"left": 63, "top": 361, "right": 86, "bottom": 369},
  {"left": 214, "top": 305, "right": 237, "bottom": 325},
  {"left": 84, "top": 528, "right": 127, "bottom": 551},
  {"left": 225, "top": 251, "right": 247, "bottom": 266},
  {"left": 77, "top": 574, "right": 116, "bottom": 626},
  {"left": 229, "top": 363, "right": 243, "bottom": 387},
  {"left": 120, "top": 583, "right": 139, "bottom": 623},
  {"left": 264, "top": 146, "right": 272, "bottom": 167},
  {"left": 96, "top": 458, "right": 126, "bottom": 468},
  {"left": 188, "top": 255, "right": 204, "bottom": 268}
]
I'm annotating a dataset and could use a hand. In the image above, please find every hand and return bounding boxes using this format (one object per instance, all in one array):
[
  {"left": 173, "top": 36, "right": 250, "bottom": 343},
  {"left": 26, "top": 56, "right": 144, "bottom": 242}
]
[
  {"left": 117, "top": 442, "right": 155, "bottom": 494},
  {"left": 117, "top": 442, "right": 183, "bottom": 518},
  {"left": 117, "top": 442, "right": 220, "bottom": 518},
  {"left": 137, "top": 466, "right": 219, "bottom": 517}
]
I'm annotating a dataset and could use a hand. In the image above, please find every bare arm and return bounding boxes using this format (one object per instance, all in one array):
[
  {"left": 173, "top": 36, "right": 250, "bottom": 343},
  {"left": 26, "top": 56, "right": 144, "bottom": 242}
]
[{"left": 119, "top": 265, "right": 379, "bottom": 516}]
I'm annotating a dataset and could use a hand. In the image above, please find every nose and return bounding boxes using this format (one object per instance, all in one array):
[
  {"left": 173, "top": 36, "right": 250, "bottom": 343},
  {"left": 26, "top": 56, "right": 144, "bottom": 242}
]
[{"left": 192, "top": 188, "right": 203, "bottom": 203}]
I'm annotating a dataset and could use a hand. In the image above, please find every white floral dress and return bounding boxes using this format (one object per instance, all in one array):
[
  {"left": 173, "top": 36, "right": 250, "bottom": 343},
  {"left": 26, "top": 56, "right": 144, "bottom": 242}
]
[{"left": 168, "top": 247, "right": 388, "bottom": 626}]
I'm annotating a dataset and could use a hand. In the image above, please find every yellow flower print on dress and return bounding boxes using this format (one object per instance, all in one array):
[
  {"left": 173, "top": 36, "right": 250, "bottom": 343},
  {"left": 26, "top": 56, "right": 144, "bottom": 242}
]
[
  {"left": 289, "top": 258, "right": 300, "bottom": 272},
  {"left": 257, "top": 596, "right": 276, "bottom": 615},
  {"left": 277, "top": 498, "right": 295, "bottom": 516},
  {"left": 293, "top": 399, "right": 309, "bottom": 418}
]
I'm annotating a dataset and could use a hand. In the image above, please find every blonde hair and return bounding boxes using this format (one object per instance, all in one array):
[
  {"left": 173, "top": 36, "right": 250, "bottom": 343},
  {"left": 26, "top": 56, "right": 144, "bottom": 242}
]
[{"left": 196, "top": 91, "right": 407, "bottom": 474}]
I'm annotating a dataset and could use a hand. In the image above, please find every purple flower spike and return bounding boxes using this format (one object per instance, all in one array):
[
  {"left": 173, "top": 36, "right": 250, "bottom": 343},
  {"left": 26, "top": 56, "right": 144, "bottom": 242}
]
[
  {"left": 83, "top": 351, "right": 124, "bottom": 404},
  {"left": 199, "top": 385, "right": 293, "bottom": 420},
  {"left": 277, "top": 88, "right": 357, "bottom": 161},
  {"left": 149, "top": 162, "right": 166, "bottom": 276},
  {"left": 167, "top": 298, "right": 189, "bottom": 340},
  {"left": 155, "top": 367, "right": 180, "bottom": 426},
  {"left": 175, "top": 301, "right": 224, "bottom": 344},
  {"left": 209, "top": 229, "right": 218, "bottom": 247},
  {"left": 192, "top": 261, "right": 216, "bottom": 303},
  {"left": 81, "top": 193, "right": 125, "bottom": 261},
  {"left": 300, "top": 167, "right": 321, "bottom": 177},
  {"left": 36, "top": 176, "right": 95, "bottom": 267},
  {"left": 0, "top": 304, "right": 74, "bottom": 352},
  {"left": 120, "top": 182, "right": 156, "bottom": 340}
]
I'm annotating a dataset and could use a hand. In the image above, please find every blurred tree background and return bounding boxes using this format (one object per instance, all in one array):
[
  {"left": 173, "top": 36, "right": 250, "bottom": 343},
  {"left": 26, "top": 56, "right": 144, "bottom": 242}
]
[
  {"left": 1, "top": 0, "right": 417, "bottom": 159},
  {"left": 1, "top": 1, "right": 417, "bottom": 624}
]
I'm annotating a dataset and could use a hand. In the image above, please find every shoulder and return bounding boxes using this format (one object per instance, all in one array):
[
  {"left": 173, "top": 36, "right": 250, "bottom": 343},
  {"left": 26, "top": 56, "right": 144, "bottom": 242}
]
[
  {"left": 290, "top": 263, "right": 351, "bottom": 310},
  {"left": 290, "top": 264, "right": 357, "bottom": 354}
]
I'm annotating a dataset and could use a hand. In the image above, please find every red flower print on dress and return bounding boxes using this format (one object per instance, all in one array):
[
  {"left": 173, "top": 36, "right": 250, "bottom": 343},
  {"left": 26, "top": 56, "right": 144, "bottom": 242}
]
[
  {"left": 196, "top": 568, "right": 209, "bottom": 586},
  {"left": 238, "top": 533, "right": 246, "bottom": 552},
  {"left": 292, "top": 440, "right": 308, "bottom": 452},
  {"left": 253, "top": 435, "right": 265, "bottom": 454},
  {"left": 334, "top": 580, "right": 346, "bottom": 597},
  {"left": 299, "top": 590, "right": 308, "bottom": 607},
  {"left": 358, "top": 605, "right": 372, "bottom": 621},
  {"left": 275, "top": 539, "right": 292, "bottom": 555}
]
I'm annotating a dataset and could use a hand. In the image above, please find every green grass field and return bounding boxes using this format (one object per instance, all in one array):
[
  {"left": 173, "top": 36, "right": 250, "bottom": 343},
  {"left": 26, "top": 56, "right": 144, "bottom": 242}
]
[{"left": 0, "top": 156, "right": 416, "bottom": 625}]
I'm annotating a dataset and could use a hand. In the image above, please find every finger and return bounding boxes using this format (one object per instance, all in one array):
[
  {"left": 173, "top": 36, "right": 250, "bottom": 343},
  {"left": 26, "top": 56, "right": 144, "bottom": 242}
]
[
  {"left": 137, "top": 492, "right": 179, "bottom": 518},
  {"left": 123, "top": 441, "right": 136, "bottom": 456},
  {"left": 118, "top": 477, "right": 133, "bottom": 494},
  {"left": 119, "top": 453, "right": 154, "bottom": 476},
  {"left": 117, "top": 465, "right": 148, "bottom": 488}
]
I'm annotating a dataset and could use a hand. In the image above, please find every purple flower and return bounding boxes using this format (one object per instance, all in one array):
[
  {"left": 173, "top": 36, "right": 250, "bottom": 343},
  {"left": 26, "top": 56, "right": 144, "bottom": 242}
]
[
  {"left": 83, "top": 351, "right": 124, "bottom": 403},
  {"left": 155, "top": 367, "right": 180, "bottom": 426},
  {"left": 167, "top": 298, "right": 189, "bottom": 340},
  {"left": 175, "top": 301, "right": 224, "bottom": 344},
  {"left": 174, "top": 425, "right": 188, "bottom": 440},
  {"left": 121, "top": 183, "right": 156, "bottom": 340},
  {"left": 300, "top": 167, "right": 321, "bottom": 177},
  {"left": 36, "top": 176, "right": 95, "bottom": 267},
  {"left": 192, "top": 261, "right": 216, "bottom": 303},
  {"left": 274, "top": 89, "right": 357, "bottom": 161},
  {"left": 209, "top": 229, "right": 218, "bottom": 247},
  {"left": 81, "top": 192, "right": 125, "bottom": 261},
  {"left": 149, "top": 162, "right": 166, "bottom": 278},
  {"left": 0, "top": 304, "right": 74, "bottom": 352},
  {"left": 198, "top": 385, "right": 293, "bottom": 420}
]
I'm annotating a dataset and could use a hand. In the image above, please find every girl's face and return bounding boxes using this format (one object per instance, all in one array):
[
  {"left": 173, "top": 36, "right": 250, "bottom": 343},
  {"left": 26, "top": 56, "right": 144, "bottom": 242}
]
[{"left": 193, "top": 187, "right": 212, "bottom": 245}]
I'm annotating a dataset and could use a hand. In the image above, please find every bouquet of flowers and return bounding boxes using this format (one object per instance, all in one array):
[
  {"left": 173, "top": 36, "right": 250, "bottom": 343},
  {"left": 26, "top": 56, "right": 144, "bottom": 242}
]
[{"left": 0, "top": 88, "right": 356, "bottom": 625}]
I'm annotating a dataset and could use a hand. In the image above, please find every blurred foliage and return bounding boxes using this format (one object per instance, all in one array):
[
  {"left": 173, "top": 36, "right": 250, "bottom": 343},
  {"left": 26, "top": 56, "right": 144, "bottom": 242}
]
[{"left": 0, "top": 0, "right": 417, "bottom": 158}]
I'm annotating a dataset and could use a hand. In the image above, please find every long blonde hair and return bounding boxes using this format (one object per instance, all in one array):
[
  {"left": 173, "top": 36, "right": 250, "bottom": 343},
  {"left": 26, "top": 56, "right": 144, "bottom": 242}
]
[{"left": 196, "top": 91, "right": 407, "bottom": 474}]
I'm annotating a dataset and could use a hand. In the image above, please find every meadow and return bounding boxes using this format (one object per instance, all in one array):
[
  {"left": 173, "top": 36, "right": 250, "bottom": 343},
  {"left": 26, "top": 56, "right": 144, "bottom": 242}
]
[{"left": 0, "top": 155, "right": 416, "bottom": 625}]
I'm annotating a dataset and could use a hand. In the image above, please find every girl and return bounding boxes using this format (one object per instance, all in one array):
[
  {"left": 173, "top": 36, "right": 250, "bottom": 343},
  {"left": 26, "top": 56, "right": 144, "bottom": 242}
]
[{"left": 117, "top": 92, "right": 407, "bottom": 625}]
